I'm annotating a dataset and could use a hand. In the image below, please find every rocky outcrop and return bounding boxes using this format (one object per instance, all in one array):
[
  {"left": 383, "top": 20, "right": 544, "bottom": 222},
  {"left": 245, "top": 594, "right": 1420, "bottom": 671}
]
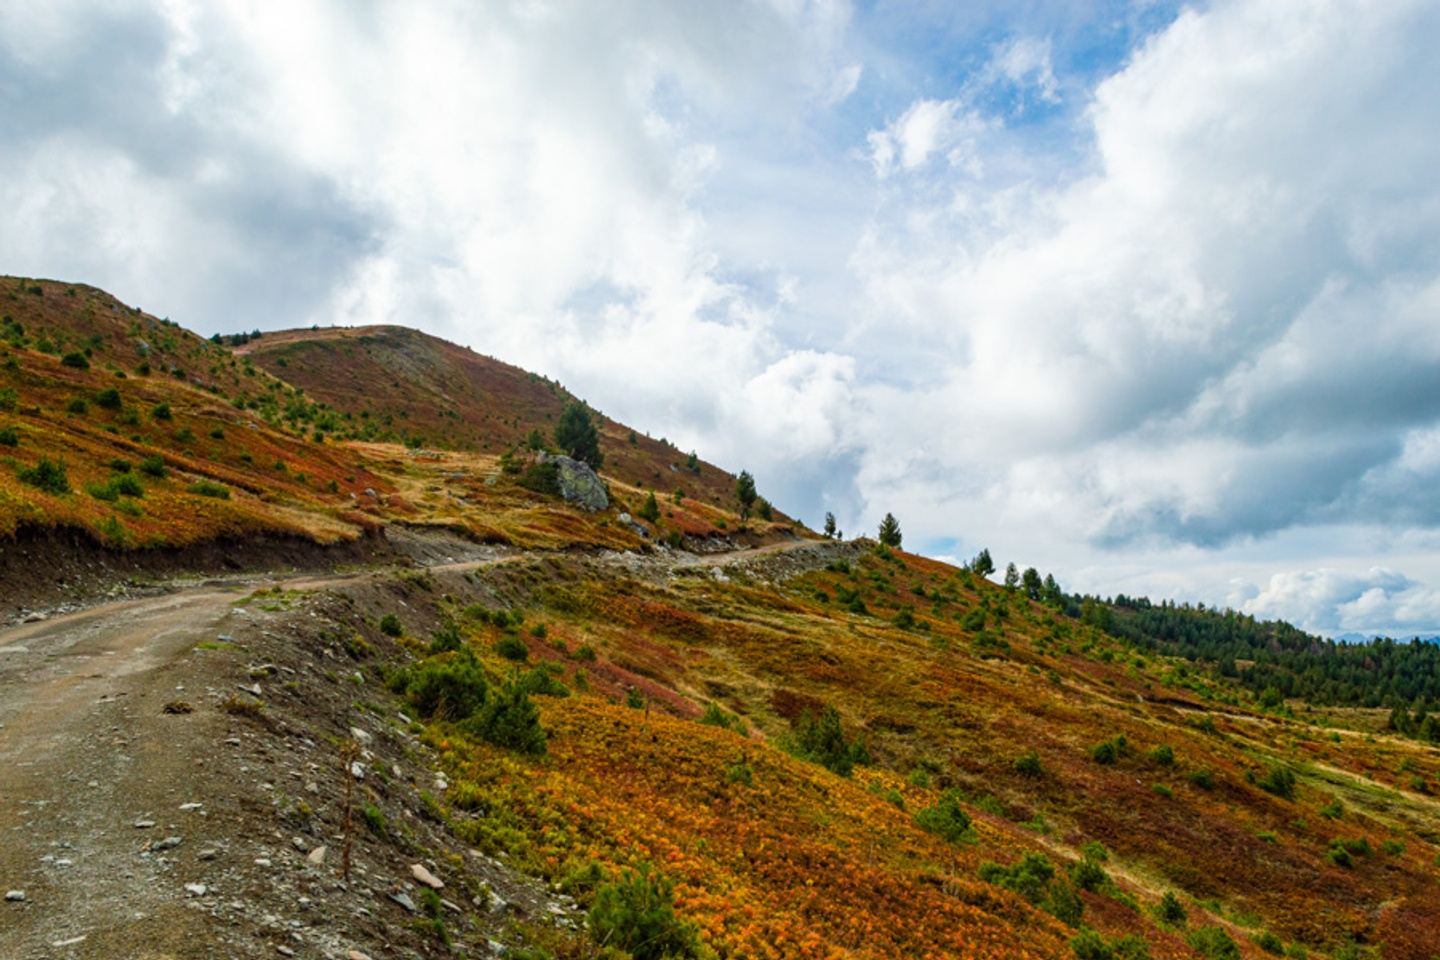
[{"left": 537, "top": 453, "right": 608, "bottom": 512}]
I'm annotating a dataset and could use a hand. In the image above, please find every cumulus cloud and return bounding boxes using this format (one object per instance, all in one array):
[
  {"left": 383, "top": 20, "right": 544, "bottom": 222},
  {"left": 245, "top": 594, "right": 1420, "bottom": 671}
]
[
  {"left": 5, "top": 0, "right": 1440, "bottom": 636},
  {"left": 851, "top": 0, "right": 1440, "bottom": 560},
  {"left": 1239, "top": 567, "right": 1440, "bottom": 637}
]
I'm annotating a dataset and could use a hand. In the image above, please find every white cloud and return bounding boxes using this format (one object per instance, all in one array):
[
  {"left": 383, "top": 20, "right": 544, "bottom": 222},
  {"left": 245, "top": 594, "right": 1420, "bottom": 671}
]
[{"left": 5, "top": 0, "right": 1440, "bottom": 637}]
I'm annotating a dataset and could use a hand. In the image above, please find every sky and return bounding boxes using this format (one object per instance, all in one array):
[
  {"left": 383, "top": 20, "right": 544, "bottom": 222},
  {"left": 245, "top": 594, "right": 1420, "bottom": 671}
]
[{"left": 4, "top": 0, "right": 1440, "bottom": 638}]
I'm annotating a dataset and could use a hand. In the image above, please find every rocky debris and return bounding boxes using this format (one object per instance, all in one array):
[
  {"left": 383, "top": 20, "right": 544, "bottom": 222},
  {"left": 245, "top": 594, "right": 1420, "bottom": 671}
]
[
  {"left": 617, "top": 512, "right": 649, "bottom": 538},
  {"left": 133, "top": 819, "right": 156, "bottom": 829},
  {"left": 348, "top": 726, "right": 372, "bottom": 744},
  {"left": 536, "top": 452, "right": 608, "bottom": 511},
  {"left": 306, "top": 845, "right": 327, "bottom": 865},
  {"left": 410, "top": 863, "right": 444, "bottom": 889},
  {"left": 6, "top": 890, "right": 25, "bottom": 902},
  {"left": 388, "top": 891, "right": 416, "bottom": 913},
  {"left": 150, "top": 835, "right": 183, "bottom": 852},
  {"left": 184, "top": 883, "right": 208, "bottom": 897},
  {"left": 163, "top": 700, "right": 194, "bottom": 714}
]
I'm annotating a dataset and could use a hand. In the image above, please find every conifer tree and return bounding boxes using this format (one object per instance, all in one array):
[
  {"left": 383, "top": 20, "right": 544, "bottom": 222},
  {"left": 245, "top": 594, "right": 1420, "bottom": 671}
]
[
  {"left": 878, "top": 513, "right": 902, "bottom": 548},
  {"left": 554, "top": 401, "right": 602, "bottom": 469},
  {"left": 735, "top": 470, "right": 757, "bottom": 519}
]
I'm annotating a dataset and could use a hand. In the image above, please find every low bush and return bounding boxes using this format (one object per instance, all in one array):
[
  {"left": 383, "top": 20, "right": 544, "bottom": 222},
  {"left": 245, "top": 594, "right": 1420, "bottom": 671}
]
[
  {"left": 1257, "top": 764, "right": 1297, "bottom": 800},
  {"left": 465, "top": 681, "right": 547, "bottom": 755},
  {"left": 139, "top": 455, "right": 167, "bottom": 478},
  {"left": 587, "top": 864, "right": 703, "bottom": 960},
  {"left": 378, "top": 613, "right": 403, "bottom": 637},
  {"left": 407, "top": 654, "right": 487, "bottom": 721},
  {"left": 187, "top": 480, "right": 229, "bottom": 499},
  {"left": 60, "top": 351, "right": 89, "bottom": 369},
  {"left": 1090, "top": 735, "right": 1129, "bottom": 765},
  {"left": 914, "top": 790, "right": 973, "bottom": 844},
  {"left": 94, "top": 387, "right": 122, "bottom": 410},
  {"left": 1013, "top": 749, "right": 1043, "bottom": 776},
  {"left": 1156, "top": 891, "right": 1187, "bottom": 925},
  {"left": 496, "top": 634, "right": 529, "bottom": 661},
  {"left": 787, "top": 705, "right": 868, "bottom": 777},
  {"left": 151, "top": 402, "right": 172, "bottom": 421},
  {"left": 0, "top": 426, "right": 17, "bottom": 447},
  {"left": 1187, "top": 925, "right": 1240, "bottom": 960},
  {"left": 17, "top": 457, "right": 69, "bottom": 494}
]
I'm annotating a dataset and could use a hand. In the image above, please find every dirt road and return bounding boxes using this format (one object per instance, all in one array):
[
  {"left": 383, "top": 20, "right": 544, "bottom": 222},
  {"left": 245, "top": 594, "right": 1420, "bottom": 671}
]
[{"left": 0, "top": 534, "right": 840, "bottom": 958}]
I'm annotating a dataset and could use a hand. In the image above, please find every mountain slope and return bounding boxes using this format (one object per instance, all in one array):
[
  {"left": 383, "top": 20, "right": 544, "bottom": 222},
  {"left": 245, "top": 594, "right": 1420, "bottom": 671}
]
[{"left": 233, "top": 325, "right": 755, "bottom": 513}]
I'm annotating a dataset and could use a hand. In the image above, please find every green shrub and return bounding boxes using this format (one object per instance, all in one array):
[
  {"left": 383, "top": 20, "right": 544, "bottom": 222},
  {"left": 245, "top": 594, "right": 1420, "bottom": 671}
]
[
  {"left": 139, "top": 455, "right": 167, "bottom": 478},
  {"left": 378, "top": 613, "right": 403, "bottom": 637},
  {"left": 700, "top": 702, "right": 743, "bottom": 732},
  {"left": 496, "top": 634, "right": 529, "bottom": 661},
  {"left": 587, "top": 864, "right": 703, "bottom": 960},
  {"left": 639, "top": 490, "right": 660, "bottom": 522},
  {"left": 87, "top": 474, "right": 144, "bottom": 501},
  {"left": 1257, "top": 764, "right": 1296, "bottom": 800},
  {"left": 1069, "top": 855, "right": 1108, "bottom": 892},
  {"left": 407, "top": 655, "right": 487, "bottom": 721},
  {"left": 0, "top": 426, "right": 17, "bottom": 447},
  {"left": 914, "top": 790, "right": 973, "bottom": 844},
  {"left": 787, "top": 705, "right": 868, "bottom": 777},
  {"left": 892, "top": 607, "right": 916, "bottom": 629},
  {"left": 518, "top": 666, "right": 570, "bottom": 698},
  {"left": 361, "top": 803, "right": 387, "bottom": 837},
  {"left": 1013, "top": 749, "right": 1043, "bottom": 776},
  {"left": 66, "top": 397, "right": 88, "bottom": 414},
  {"left": 1149, "top": 744, "right": 1175, "bottom": 766},
  {"left": 1187, "top": 926, "right": 1240, "bottom": 960},
  {"left": 465, "top": 681, "right": 547, "bottom": 755},
  {"left": 1252, "top": 931, "right": 1284, "bottom": 955},
  {"left": 1319, "top": 798, "right": 1343, "bottom": 820},
  {"left": 17, "top": 457, "right": 69, "bottom": 494},
  {"left": 1381, "top": 839, "right": 1404, "bottom": 856},
  {"left": 428, "top": 623, "right": 463, "bottom": 653},
  {"left": 625, "top": 688, "right": 646, "bottom": 709},
  {"left": 1156, "top": 891, "right": 1187, "bottom": 925},
  {"left": 108, "top": 458, "right": 131, "bottom": 473},
  {"left": 187, "top": 480, "right": 229, "bottom": 499},
  {"left": 151, "top": 402, "right": 172, "bottom": 421},
  {"left": 1090, "top": 735, "right": 1129, "bottom": 765},
  {"left": 94, "top": 387, "right": 122, "bottom": 410},
  {"left": 61, "top": 351, "right": 89, "bottom": 369},
  {"left": 0, "top": 387, "right": 16, "bottom": 411},
  {"left": 517, "top": 460, "right": 560, "bottom": 495},
  {"left": 1072, "top": 931, "right": 1151, "bottom": 960},
  {"left": 573, "top": 643, "right": 597, "bottom": 662},
  {"left": 978, "top": 852, "right": 1055, "bottom": 905},
  {"left": 1188, "top": 769, "right": 1215, "bottom": 789}
]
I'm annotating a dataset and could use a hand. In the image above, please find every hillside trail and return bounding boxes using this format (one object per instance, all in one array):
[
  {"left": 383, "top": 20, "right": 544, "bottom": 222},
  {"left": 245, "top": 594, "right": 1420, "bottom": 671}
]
[{"left": 0, "top": 533, "right": 826, "bottom": 957}]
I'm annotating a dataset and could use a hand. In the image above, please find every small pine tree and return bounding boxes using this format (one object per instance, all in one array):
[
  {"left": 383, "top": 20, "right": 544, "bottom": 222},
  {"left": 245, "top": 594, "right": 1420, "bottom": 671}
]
[
  {"left": 467, "top": 681, "right": 547, "bottom": 755},
  {"left": 1004, "top": 562, "right": 1019, "bottom": 591},
  {"left": 554, "top": 401, "right": 602, "bottom": 469},
  {"left": 877, "top": 513, "right": 902, "bottom": 548},
  {"left": 823, "top": 512, "right": 837, "bottom": 539},
  {"left": 587, "top": 864, "right": 703, "bottom": 960},
  {"left": 1022, "top": 567, "right": 1043, "bottom": 599},
  {"left": 639, "top": 490, "right": 660, "bottom": 522},
  {"left": 756, "top": 497, "right": 773, "bottom": 521},
  {"left": 971, "top": 548, "right": 995, "bottom": 577},
  {"left": 735, "top": 470, "right": 757, "bottom": 519}
]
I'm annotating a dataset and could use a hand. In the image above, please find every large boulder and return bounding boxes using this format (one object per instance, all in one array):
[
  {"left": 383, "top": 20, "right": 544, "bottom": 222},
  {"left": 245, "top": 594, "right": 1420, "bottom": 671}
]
[{"left": 538, "top": 452, "right": 608, "bottom": 512}]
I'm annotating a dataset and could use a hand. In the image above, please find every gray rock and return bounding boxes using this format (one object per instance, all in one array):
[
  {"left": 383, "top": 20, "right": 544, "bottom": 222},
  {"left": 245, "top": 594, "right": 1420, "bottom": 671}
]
[
  {"left": 537, "top": 453, "right": 608, "bottom": 511},
  {"left": 184, "top": 883, "right": 207, "bottom": 897},
  {"left": 389, "top": 891, "right": 416, "bottom": 913},
  {"left": 150, "top": 836, "right": 183, "bottom": 851},
  {"left": 5, "top": 890, "right": 25, "bottom": 902}
]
